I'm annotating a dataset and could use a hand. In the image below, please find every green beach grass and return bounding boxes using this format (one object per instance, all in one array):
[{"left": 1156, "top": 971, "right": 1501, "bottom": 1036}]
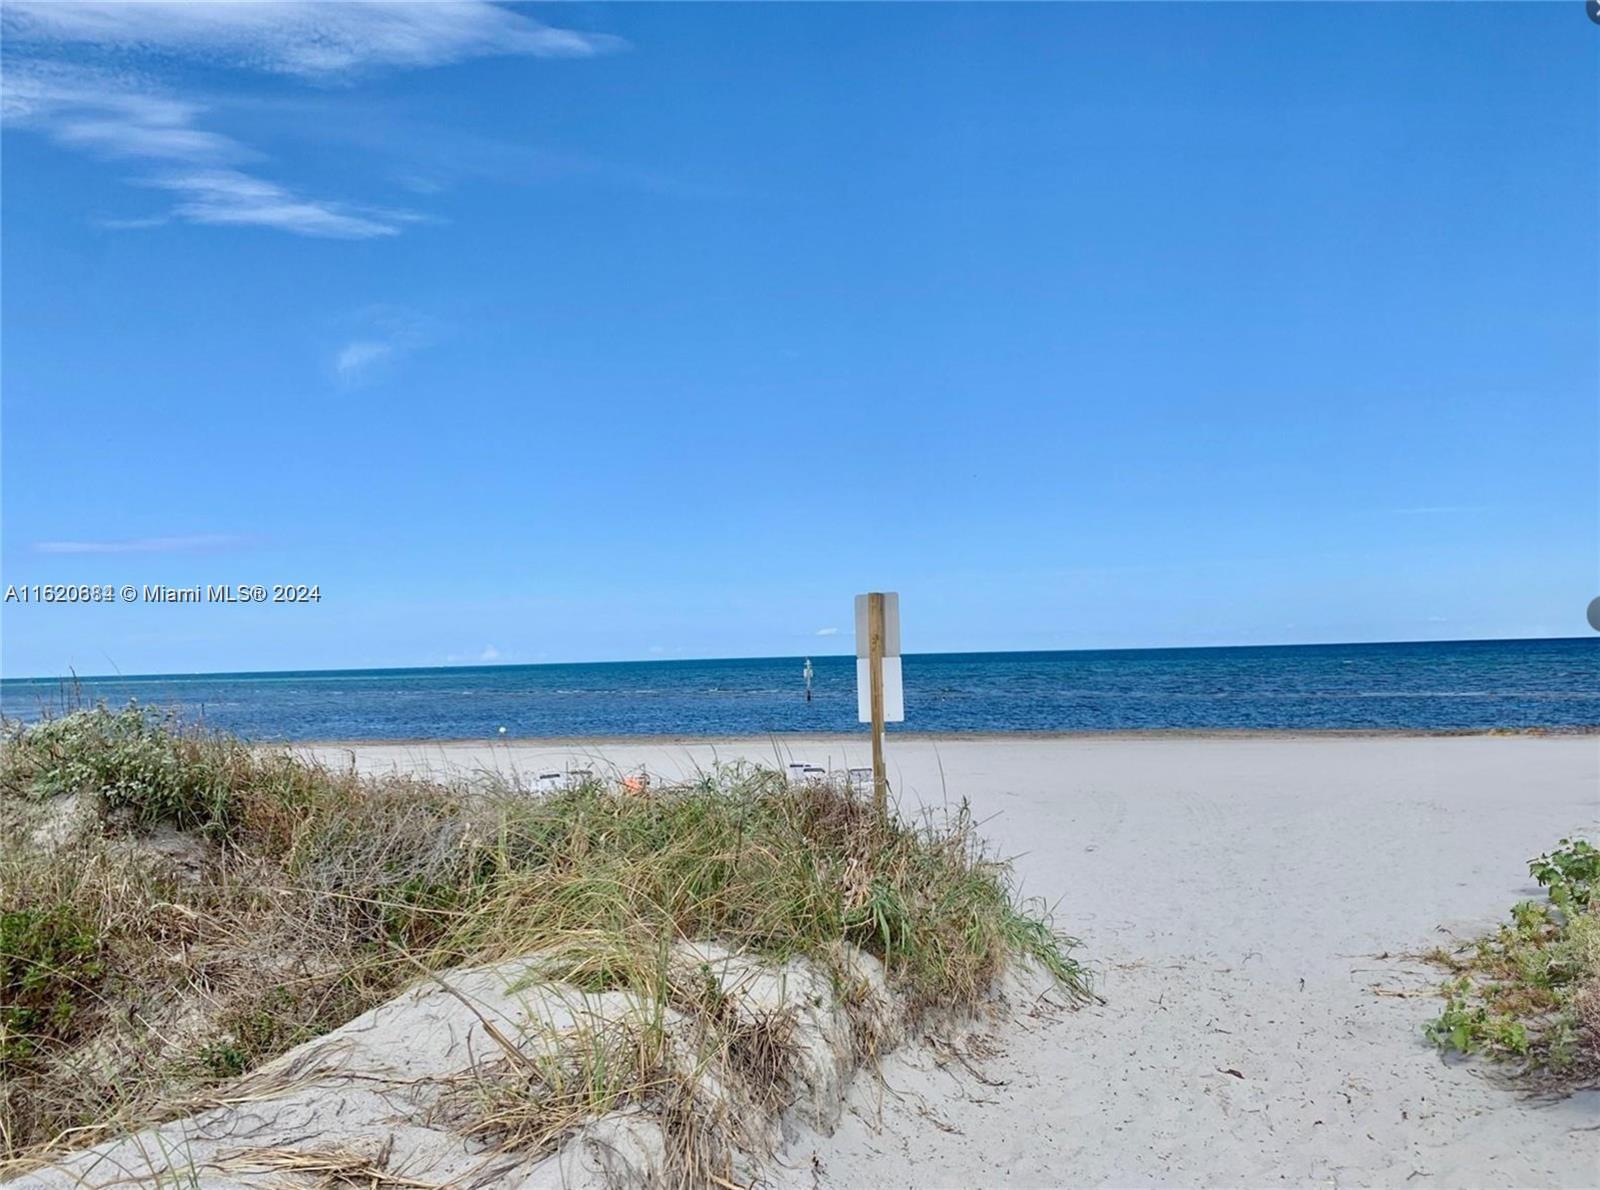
[{"left": 0, "top": 704, "right": 1091, "bottom": 1178}]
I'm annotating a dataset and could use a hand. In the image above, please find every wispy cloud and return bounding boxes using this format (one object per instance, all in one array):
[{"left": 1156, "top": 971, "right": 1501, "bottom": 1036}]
[
  {"left": 1, "top": 2, "right": 624, "bottom": 78},
  {"left": 814, "top": 627, "right": 839, "bottom": 637},
  {"left": 91, "top": 214, "right": 171, "bottom": 231},
  {"left": 332, "top": 306, "right": 436, "bottom": 386},
  {"left": 2, "top": 60, "right": 195, "bottom": 127},
  {"left": 3, "top": 62, "right": 414, "bottom": 238},
  {"left": 335, "top": 340, "right": 394, "bottom": 381},
  {"left": 148, "top": 168, "right": 410, "bottom": 239},
  {"left": 34, "top": 533, "right": 248, "bottom": 555},
  {"left": 1, "top": 2, "right": 624, "bottom": 236}
]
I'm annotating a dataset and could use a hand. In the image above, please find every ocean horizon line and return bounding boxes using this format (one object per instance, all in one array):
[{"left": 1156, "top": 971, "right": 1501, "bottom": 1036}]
[{"left": 2, "top": 633, "right": 1593, "bottom": 687}]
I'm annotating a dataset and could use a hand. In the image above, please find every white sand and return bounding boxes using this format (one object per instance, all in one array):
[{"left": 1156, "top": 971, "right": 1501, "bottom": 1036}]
[{"left": 308, "top": 734, "right": 1600, "bottom": 1187}]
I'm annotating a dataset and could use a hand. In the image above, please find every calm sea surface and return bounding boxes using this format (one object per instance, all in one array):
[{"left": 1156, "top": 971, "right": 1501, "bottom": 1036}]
[{"left": 2, "top": 639, "right": 1596, "bottom": 741}]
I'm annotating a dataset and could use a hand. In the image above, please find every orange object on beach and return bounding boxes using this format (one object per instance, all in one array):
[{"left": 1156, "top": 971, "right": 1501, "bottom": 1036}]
[{"left": 621, "top": 774, "right": 650, "bottom": 795}]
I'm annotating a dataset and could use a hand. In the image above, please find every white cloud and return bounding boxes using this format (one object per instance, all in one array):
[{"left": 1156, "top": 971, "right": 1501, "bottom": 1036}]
[
  {"left": 335, "top": 339, "right": 394, "bottom": 381},
  {"left": 331, "top": 307, "right": 437, "bottom": 385},
  {"left": 149, "top": 168, "right": 406, "bottom": 239},
  {"left": 815, "top": 627, "right": 839, "bottom": 636},
  {"left": 479, "top": 645, "right": 502, "bottom": 662},
  {"left": 34, "top": 533, "right": 247, "bottom": 555},
  {"left": 1, "top": 2, "right": 622, "bottom": 237},
  {"left": 1, "top": 1, "right": 625, "bottom": 78},
  {"left": 1, "top": 60, "right": 194, "bottom": 125},
  {"left": 55, "top": 116, "right": 245, "bottom": 162},
  {"left": 91, "top": 214, "right": 170, "bottom": 230},
  {"left": 3, "top": 62, "right": 415, "bottom": 238}
]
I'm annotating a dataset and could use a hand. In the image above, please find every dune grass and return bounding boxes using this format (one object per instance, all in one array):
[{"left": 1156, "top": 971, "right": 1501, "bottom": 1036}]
[{"left": 0, "top": 705, "right": 1091, "bottom": 1175}]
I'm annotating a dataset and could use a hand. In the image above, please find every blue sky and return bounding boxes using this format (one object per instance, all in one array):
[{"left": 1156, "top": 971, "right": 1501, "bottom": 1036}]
[{"left": 2, "top": 2, "right": 1595, "bottom": 678}]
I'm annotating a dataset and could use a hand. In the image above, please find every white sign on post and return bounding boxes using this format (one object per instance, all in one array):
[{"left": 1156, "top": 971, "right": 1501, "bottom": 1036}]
[{"left": 855, "top": 592, "right": 904, "bottom": 722}]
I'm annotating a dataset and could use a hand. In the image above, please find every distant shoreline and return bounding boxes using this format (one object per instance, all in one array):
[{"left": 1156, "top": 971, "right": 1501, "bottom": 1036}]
[{"left": 292, "top": 725, "right": 1600, "bottom": 748}]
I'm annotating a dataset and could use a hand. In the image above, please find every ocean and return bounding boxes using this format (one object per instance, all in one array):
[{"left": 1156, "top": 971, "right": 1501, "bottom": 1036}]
[{"left": 2, "top": 638, "right": 1596, "bottom": 741}]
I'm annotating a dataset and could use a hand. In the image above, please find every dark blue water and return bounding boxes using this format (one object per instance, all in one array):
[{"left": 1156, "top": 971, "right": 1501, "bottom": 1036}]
[{"left": 2, "top": 639, "right": 1596, "bottom": 740}]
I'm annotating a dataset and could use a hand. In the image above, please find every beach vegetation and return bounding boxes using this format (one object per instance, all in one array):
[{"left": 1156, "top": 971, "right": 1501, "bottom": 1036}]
[
  {"left": 0, "top": 705, "right": 1091, "bottom": 1176},
  {"left": 0, "top": 903, "right": 105, "bottom": 1068},
  {"left": 1424, "top": 837, "right": 1599, "bottom": 1090}
]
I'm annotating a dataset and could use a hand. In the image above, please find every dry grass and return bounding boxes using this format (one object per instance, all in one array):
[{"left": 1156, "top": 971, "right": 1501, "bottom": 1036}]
[
  {"left": 436, "top": 1019, "right": 665, "bottom": 1151},
  {"left": 1, "top": 705, "right": 1092, "bottom": 1179},
  {"left": 211, "top": 1138, "right": 443, "bottom": 1189}
]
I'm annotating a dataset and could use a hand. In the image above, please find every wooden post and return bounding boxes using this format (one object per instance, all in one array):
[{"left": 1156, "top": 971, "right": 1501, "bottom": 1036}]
[{"left": 867, "top": 591, "right": 887, "bottom": 816}]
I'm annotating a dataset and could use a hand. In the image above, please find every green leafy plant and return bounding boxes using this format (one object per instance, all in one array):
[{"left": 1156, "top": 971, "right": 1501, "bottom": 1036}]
[
  {"left": 1529, "top": 838, "right": 1599, "bottom": 912},
  {"left": 1424, "top": 837, "right": 1598, "bottom": 1090},
  {"left": 195, "top": 1041, "right": 249, "bottom": 1080},
  {"left": 0, "top": 905, "right": 105, "bottom": 1068},
  {"left": 1426, "top": 978, "right": 1530, "bottom": 1057}
]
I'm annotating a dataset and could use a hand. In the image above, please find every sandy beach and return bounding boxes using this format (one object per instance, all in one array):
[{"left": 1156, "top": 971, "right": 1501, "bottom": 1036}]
[{"left": 301, "top": 733, "right": 1600, "bottom": 1187}]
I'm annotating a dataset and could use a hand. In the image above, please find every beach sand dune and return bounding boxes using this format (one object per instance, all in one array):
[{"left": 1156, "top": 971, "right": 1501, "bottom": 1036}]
[{"left": 308, "top": 734, "right": 1600, "bottom": 1187}]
